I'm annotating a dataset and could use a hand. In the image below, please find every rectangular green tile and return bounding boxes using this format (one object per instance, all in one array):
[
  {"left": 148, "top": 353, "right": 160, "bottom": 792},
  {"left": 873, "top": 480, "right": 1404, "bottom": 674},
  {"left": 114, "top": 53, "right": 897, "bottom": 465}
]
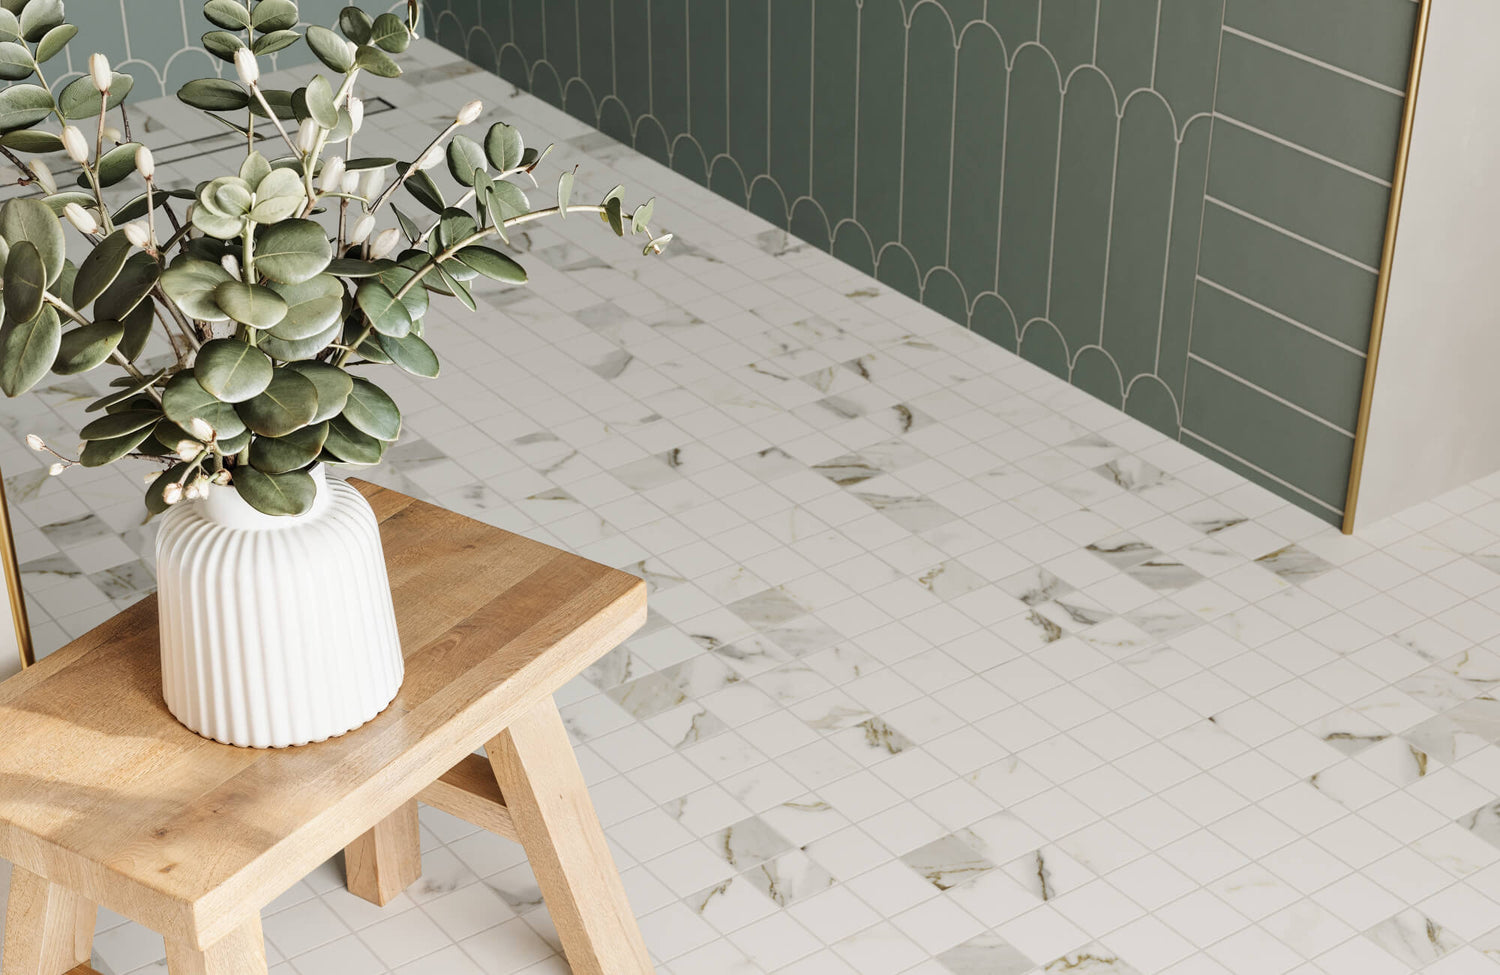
[
  {"left": 1225, "top": 0, "right": 1419, "bottom": 90},
  {"left": 1214, "top": 30, "right": 1406, "bottom": 180},
  {"left": 1189, "top": 281, "right": 1365, "bottom": 431},
  {"left": 1206, "top": 121, "right": 1391, "bottom": 268},
  {"left": 1182, "top": 359, "right": 1353, "bottom": 511},
  {"left": 1183, "top": 432, "right": 1343, "bottom": 523},
  {"left": 1197, "top": 202, "right": 1377, "bottom": 351}
]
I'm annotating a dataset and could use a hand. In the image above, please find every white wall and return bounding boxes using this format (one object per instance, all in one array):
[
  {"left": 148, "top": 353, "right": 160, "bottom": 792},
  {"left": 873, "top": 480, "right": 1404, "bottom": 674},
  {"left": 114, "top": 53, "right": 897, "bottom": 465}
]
[{"left": 1353, "top": 0, "right": 1500, "bottom": 530}]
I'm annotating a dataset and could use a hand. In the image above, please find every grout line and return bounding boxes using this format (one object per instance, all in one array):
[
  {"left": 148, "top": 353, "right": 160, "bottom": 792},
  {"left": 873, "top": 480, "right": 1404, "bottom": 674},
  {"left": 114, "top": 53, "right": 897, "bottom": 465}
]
[
  {"left": 1187, "top": 353, "right": 1356, "bottom": 437},
  {"left": 1221, "top": 25, "right": 1407, "bottom": 97},
  {"left": 1212, "top": 113, "right": 1392, "bottom": 188},
  {"left": 1195, "top": 276, "right": 1367, "bottom": 358},
  {"left": 1181, "top": 429, "right": 1344, "bottom": 515},
  {"left": 1203, "top": 197, "right": 1381, "bottom": 274}
]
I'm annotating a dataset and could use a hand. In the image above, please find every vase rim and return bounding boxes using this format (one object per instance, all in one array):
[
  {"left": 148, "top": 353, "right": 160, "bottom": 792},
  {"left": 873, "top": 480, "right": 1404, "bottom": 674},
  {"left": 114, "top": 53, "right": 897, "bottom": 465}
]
[{"left": 198, "top": 463, "right": 331, "bottom": 531}]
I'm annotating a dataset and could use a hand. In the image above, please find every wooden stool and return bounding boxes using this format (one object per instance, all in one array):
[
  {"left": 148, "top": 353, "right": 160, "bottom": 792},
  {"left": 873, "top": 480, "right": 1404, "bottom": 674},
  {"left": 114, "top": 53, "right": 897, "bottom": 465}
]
[{"left": 0, "top": 481, "right": 653, "bottom": 975}]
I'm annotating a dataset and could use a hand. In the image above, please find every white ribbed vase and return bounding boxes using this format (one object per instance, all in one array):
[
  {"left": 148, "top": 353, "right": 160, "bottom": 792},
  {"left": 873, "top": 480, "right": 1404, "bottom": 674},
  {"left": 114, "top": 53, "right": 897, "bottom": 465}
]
[{"left": 154, "top": 466, "right": 404, "bottom": 748}]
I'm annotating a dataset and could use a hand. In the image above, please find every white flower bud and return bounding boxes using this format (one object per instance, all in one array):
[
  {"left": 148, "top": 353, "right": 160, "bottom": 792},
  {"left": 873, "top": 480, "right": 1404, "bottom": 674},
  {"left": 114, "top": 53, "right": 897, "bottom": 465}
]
[
  {"left": 296, "top": 118, "right": 319, "bottom": 154},
  {"left": 61, "top": 125, "right": 89, "bottom": 164},
  {"left": 135, "top": 144, "right": 154, "bottom": 180},
  {"left": 370, "top": 227, "right": 400, "bottom": 259},
  {"left": 234, "top": 47, "right": 260, "bottom": 86},
  {"left": 346, "top": 95, "right": 364, "bottom": 134},
  {"left": 220, "top": 254, "right": 241, "bottom": 280},
  {"left": 162, "top": 482, "right": 183, "bottom": 505},
  {"left": 340, "top": 170, "right": 360, "bottom": 195},
  {"left": 123, "top": 220, "right": 151, "bottom": 249},
  {"left": 211, "top": 469, "right": 232, "bottom": 485},
  {"left": 25, "top": 434, "right": 44, "bottom": 451},
  {"left": 188, "top": 417, "right": 215, "bottom": 442},
  {"left": 415, "top": 145, "right": 443, "bottom": 171},
  {"left": 48, "top": 462, "right": 65, "bottom": 476},
  {"left": 358, "top": 168, "right": 383, "bottom": 200},
  {"left": 102, "top": 125, "right": 122, "bottom": 145},
  {"left": 457, "top": 100, "right": 482, "bottom": 125},
  {"left": 175, "top": 440, "right": 202, "bottom": 462},
  {"left": 89, "top": 53, "right": 111, "bottom": 93},
  {"left": 28, "top": 159, "right": 55, "bottom": 195},
  {"left": 348, "top": 213, "right": 376, "bottom": 244},
  {"left": 319, "top": 155, "right": 346, "bottom": 194},
  {"left": 63, "top": 202, "right": 98, "bottom": 235}
]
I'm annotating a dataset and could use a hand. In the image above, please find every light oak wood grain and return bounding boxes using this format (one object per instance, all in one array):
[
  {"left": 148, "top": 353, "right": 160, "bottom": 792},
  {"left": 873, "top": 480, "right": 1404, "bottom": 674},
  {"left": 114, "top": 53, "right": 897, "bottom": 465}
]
[
  {"left": 487, "top": 699, "right": 655, "bottom": 975},
  {"left": 3, "top": 866, "right": 94, "bottom": 975},
  {"left": 344, "top": 800, "right": 421, "bottom": 907},
  {"left": 165, "top": 916, "right": 266, "bottom": 975},
  {"left": 416, "top": 754, "right": 517, "bottom": 842},
  {"left": 0, "top": 480, "right": 647, "bottom": 950}
]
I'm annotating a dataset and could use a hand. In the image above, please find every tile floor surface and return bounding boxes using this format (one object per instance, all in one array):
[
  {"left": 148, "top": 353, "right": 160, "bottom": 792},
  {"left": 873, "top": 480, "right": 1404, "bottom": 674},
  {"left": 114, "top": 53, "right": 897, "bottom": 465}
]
[{"left": 3, "top": 38, "right": 1500, "bottom": 975}]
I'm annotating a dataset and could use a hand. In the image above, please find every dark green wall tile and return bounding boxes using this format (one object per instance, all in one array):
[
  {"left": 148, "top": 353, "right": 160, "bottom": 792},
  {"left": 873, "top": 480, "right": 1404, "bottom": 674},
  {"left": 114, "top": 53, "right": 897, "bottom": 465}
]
[
  {"left": 1158, "top": 114, "right": 1212, "bottom": 407},
  {"left": 687, "top": 2, "right": 728, "bottom": 159},
  {"left": 1073, "top": 347, "right": 1126, "bottom": 408},
  {"left": 513, "top": 0, "right": 545, "bottom": 72},
  {"left": 972, "top": 293, "right": 1019, "bottom": 353},
  {"left": 1183, "top": 432, "right": 1342, "bottom": 524},
  {"left": 924, "top": 269, "right": 970, "bottom": 325},
  {"left": 1125, "top": 376, "right": 1182, "bottom": 437},
  {"left": 1207, "top": 120, "right": 1390, "bottom": 268},
  {"left": 833, "top": 222, "right": 876, "bottom": 276},
  {"left": 1097, "top": 0, "right": 1161, "bottom": 98},
  {"left": 998, "top": 46, "right": 1061, "bottom": 327},
  {"left": 577, "top": 0, "right": 615, "bottom": 115},
  {"left": 750, "top": 178, "right": 790, "bottom": 228},
  {"left": 1197, "top": 202, "right": 1377, "bottom": 350},
  {"left": 878, "top": 245, "right": 922, "bottom": 300},
  {"left": 1154, "top": 0, "right": 1224, "bottom": 127},
  {"left": 1214, "top": 31, "right": 1405, "bottom": 180},
  {"left": 651, "top": 0, "right": 690, "bottom": 138},
  {"left": 544, "top": 2, "right": 580, "bottom": 83},
  {"left": 1182, "top": 359, "right": 1353, "bottom": 512},
  {"left": 812, "top": 1, "right": 860, "bottom": 224},
  {"left": 1040, "top": 0, "right": 1099, "bottom": 79},
  {"left": 1103, "top": 93, "right": 1176, "bottom": 384},
  {"left": 856, "top": 0, "right": 907, "bottom": 247},
  {"left": 613, "top": 0, "right": 653, "bottom": 119},
  {"left": 530, "top": 62, "right": 564, "bottom": 108},
  {"left": 637, "top": 117, "right": 671, "bottom": 167},
  {"left": 902, "top": 7, "right": 958, "bottom": 274},
  {"left": 949, "top": 25, "right": 1007, "bottom": 301},
  {"left": 1224, "top": 0, "right": 1419, "bottom": 90},
  {"left": 1049, "top": 68, "right": 1116, "bottom": 354},
  {"left": 791, "top": 200, "right": 833, "bottom": 251},
  {"left": 1191, "top": 281, "right": 1365, "bottom": 431},
  {"left": 769, "top": 0, "right": 813, "bottom": 204},
  {"left": 988, "top": 1, "right": 1041, "bottom": 54},
  {"left": 1020, "top": 321, "right": 1070, "bottom": 380},
  {"left": 728, "top": 0, "right": 770, "bottom": 176}
]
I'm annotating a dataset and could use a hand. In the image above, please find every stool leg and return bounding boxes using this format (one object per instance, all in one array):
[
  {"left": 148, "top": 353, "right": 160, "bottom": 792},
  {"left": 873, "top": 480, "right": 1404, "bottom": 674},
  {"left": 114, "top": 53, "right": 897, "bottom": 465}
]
[
  {"left": 2, "top": 866, "right": 94, "bottom": 975},
  {"left": 165, "top": 916, "right": 265, "bottom": 975},
  {"left": 486, "top": 698, "right": 654, "bottom": 975},
  {"left": 344, "top": 799, "right": 422, "bottom": 906}
]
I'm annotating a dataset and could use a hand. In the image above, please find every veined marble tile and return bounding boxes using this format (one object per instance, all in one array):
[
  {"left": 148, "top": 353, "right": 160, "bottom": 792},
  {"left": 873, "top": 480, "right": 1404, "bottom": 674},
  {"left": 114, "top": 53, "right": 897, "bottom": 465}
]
[
  {"left": 899, "top": 834, "right": 996, "bottom": 891},
  {"left": 1255, "top": 544, "right": 1336, "bottom": 584},
  {"left": 1365, "top": 909, "right": 1462, "bottom": 967},
  {"left": 740, "top": 849, "right": 835, "bottom": 907},
  {"left": 936, "top": 934, "right": 1035, "bottom": 975},
  {"left": 710, "top": 816, "right": 796, "bottom": 869},
  {"left": 1043, "top": 944, "right": 1144, "bottom": 974}
]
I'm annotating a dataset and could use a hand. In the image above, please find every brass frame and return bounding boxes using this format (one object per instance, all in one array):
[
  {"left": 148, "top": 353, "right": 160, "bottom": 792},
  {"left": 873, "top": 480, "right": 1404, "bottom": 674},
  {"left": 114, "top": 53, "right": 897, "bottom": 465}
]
[
  {"left": 1342, "top": 0, "right": 1434, "bottom": 534},
  {"left": 0, "top": 470, "right": 31, "bottom": 669}
]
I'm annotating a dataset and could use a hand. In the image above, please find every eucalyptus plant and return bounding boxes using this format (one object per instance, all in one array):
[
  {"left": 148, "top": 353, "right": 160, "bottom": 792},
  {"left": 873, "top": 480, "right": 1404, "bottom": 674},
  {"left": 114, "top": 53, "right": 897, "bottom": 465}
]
[{"left": 0, "top": 0, "right": 669, "bottom": 515}]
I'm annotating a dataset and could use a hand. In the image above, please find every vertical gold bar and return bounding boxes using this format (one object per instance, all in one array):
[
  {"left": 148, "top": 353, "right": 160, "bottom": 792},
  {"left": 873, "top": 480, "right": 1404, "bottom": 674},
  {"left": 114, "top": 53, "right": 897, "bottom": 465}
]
[
  {"left": 1343, "top": 0, "right": 1434, "bottom": 534},
  {"left": 0, "top": 469, "right": 34, "bottom": 668}
]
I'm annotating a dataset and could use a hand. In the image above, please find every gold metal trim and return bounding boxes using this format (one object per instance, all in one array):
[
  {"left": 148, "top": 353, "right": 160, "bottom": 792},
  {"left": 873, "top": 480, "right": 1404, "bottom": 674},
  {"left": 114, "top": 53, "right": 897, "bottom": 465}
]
[
  {"left": 1342, "top": 0, "right": 1434, "bottom": 534},
  {"left": 0, "top": 469, "right": 32, "bottom": 669}
]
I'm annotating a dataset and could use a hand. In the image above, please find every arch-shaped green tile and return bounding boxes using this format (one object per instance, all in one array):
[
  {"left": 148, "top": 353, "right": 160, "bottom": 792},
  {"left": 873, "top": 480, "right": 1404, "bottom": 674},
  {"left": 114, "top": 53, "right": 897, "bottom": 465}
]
[
  {"left": 1040, "top": 0, "right": 1099, "bottom": 79},
  {"left": 671, "top": 136, "right": 709, "bottom": 187},
  {"left": 950, "top": 24, "right": 1007, "bottom": 304},
  {"left": 529, "top": 60, "right": 564, "bottom": 109},
  {"left": 749, "top": 177, "right": 791, "bottom": 229},
  {"left": 769, "top": 0, "right": 813, "bottom": 203},
  {"left": 971, "top": 292, "right": 1019, "bottom": 352},
  {"left": 511, "top": 0, "right": 544, "bottom": 61},
  {"left": 1124, "top": 374, "right": 1182, "bottom": 437},
  {"left": 1049, "top": 66, "right": 1117, "bottom": 356},
  {"left": 1155, "top": 0, "right": 1224, "bottom": 133},
  {"left": 461, "top": 26, "right": 500, "bottom": 74},
  {"left": 576, "top": 0, "right": 614, "bottom": 106},
  {"left": 687, "top": 1, "right": 728, "bottom": 160},
  {"left": 998, "top": 45, "right": 1062, "bottom": 329},
  {"left": 498, "top": 44, "right": 529, "bottom": 88},
  {"left": 833, "top": 221, "right": 877, "bottom": 276},
  {"left": 790, "top": 198, "right": 833, "bottom": 251},
  {"left": 923, "top": 267, "right": 969, "bottom": 325},
  {"left": 709, "top": 157, "right": 749, "bottom": 209},
  {"left": 813, "top": 0, "right": 860, "bottom": 225},
  {"left": 563, "top": 78, "right": 597, "bottom": 125},
  {"left": 876, "top": 244, "right": 922, "bottom": 301},
  {"left": 650, "top": 0, "right": 689, "bottom": 138},
  {"left": 635, "top": 116, "right": 672, "bottom": 168},
  {"left": 597, "top": 96, "right": 634, "bottom": 146},
  {"left": 1102, "top": 91, "right": 1176, "bottom": 383},
  {"left": 1158, "top": 113, "right": 1212, "bottom": 405},
  {"left": 1019, "top": 319, "right": 1070, "bottom": 380},
  {"left": 728, "top": 0, "right": 770, "bottom": 177},
  {"left": 988, "top": 0, "right": 1040, "bottom": 54},
  {"left": 1071, "top": 346, "right": 1125, "bottom": 408},
  {"left": 1096, "top": 0, "right": 1159, "bottom": 99},
  {"left": 855, "top": 0, "right": 907, "bottom": 248},
  {"left": 901, "top": 4, "right": 957, "bottom": 276},
  {"left": 543, "top": 1, "right": 579, "bottom": 82},
  {"left": 432, "top": 13, "right": 474, "bottom": 67},
  {"left": 612, "top": 0, "right": 652, "bottom": 119}
]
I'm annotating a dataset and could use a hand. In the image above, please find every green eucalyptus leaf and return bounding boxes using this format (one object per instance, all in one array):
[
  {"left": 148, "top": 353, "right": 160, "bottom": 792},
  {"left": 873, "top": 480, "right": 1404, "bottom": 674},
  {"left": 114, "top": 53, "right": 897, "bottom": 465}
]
[
  {"left": 34, "top": 22, "right": 75, "bottom": 62},
  {"left": 345, "top": 156, "right": 395, "bottom": 172},
  {"left": 116, "top": 302, "right": 155, "bottom": 362},
  {"left": 200, "top": 29, "right": 244, "bottom": 61},
  {"left": 145, "top": 462, "right": 190, "bottom": 515},
  {"left": 391, "top": 205, "right": 420, "bottom": 243},
  {"left": 306, "top": 24, "right": 353, "bottom": 72},
  {"left": 376, "top": 329, "right": 438, "bottom": 378},
  {"left": 0, "top": 305, "right": 59, "bottom": 396},
  {"left": 214, "top": 281, "right": 288, "bottom": 329},
  {"left": 0, "top": 129, "right": 60, "bottom": 152},
  {"left": 557, "top": 169, "right": 573, "bottom": 218},
  {"left": 0, "top": 9, "right": 18, "bottom": 43},
  {"left": 87, "top": 368, "right": 165, "bottom": 412},
  {"left": 79, "top": 408, "right": 159, "bottom": 441},
  {"left": 248, "top": 170, "right": 306, "bottom": 223},
  {"left": 235, "top": 368, "right": 318, "bottom": 437},
  {"left": 233, "top": 465, "right": 316, "bottom": 516},
  {"left": 2, "top": 241, "right": 45, "bottom": 324},
  {"left": 304, "top": 74, "right": 338, "bottom": 129},
  {"left": 95, "top": 253, "right": 160, "bottom": 320},
  {"left": 75, "top": 230, "right": 132, "bottom": 309},
  {"left": 40, "top": 191, "right": 95, "bottom": 217},
  {"left": 203, "top": 0, "right": 251, "bottom": 30},
  {"left": 369, "top": 11, "right": 409, "bottom": 52},
  {"left": 177, "top": 78, "right": 249, "bottom": 113},
  {"left": 239, "top": 150, "right": 271, "bottom": 188},
  {"left": 112, "top": 189, "right": 180, "bottom": 224},
  {"left": 355, "top": 279, "right": 411, "bottom": 337},
  {"left": 429, "top": 259, "right": 475, "bottom": 311},
  {"left": 456, "top": 245, "right": 526, "bottom": 283},
  {"left": 266, "top": 274, "right": 342, "bottom": 340},
  {"left": 341, "top": 320, "right": 389, "bottom": 363},
  {"left": 445, "top": 134, "right": 485, "bottom": 187},
  {"left": 249, "top": 421, "right": 329, "bottom": 473},
  {"left": 257, "top": 318, "right": 339, "bottom": 361},
  {"left": 487, "top": 179, "right": 528, "bottom": 221},
  {"left": 484, "top": 122, "right": 522, "bottom": 171},
  {"left": 215, "top": 428, "right": 252, "bottom": 455},
  {"left": 325, "top": 257, "right": 390, "bottom": 277},
  {"left": 437, "top": 208, "right": 476, "bottom": 250},
  {"left": 161, "top": 371, "right": 247, "bottom": 438},
  {"left": 0, "top": 197, "right": 51, "bottom": 267},
  {"left": 58, "top": 73, "right": 133, "bottom": 120},
  {"left": 404, "top": 167, "right": 444, "bottom": 214},
  {"left": 247, "top": 87, "right": 296, "bottom": 119},
  {"left": 0, "top": 40, "right": 32, "bottom": 79},
  {"left": 354, "top": 43, "right": 400, "bottom": 77},
  {"left": 193, "top": 338, "right": 273, "bottom": 403},
  {"left": 382, "top": 259, "right": 430, "bottom": 318},
  {"left": 0, "top": 84, "right": 54, "bottom": 132},
  {"left": 93, "top": 142, "right": 145, "bottom": 187},
  {"left": 632, "top": 198, "right": 655, "bottom": 234},
  {"left": 252, "top": 29, "right": 301, "bottom": 56},
  {"left": 53, "top": 321, "right": 125, "bottom": 375},
  {"left": 79, "top": 425, "right": 155, "bottom": 467},
  {"left": 341, "top": 376, "right": 401, "bottom": 441},
  {"left": 160, "top": 259, "right": 232, "bottom": 321},
  {"left": 286, "top": 360, "right": 352, "bottom": 422},
  {"left": 249, "top": 0, "right": 298, "bottom": 32},
  {"left": 338, "top": 6, "right": 372, "bottom": 43},
  {"left": 18, "top": 0, "right": 62, "bottom": 42},
  {"left": 323, "top": 414, "right": 383, "bottom": 464},
  {"left": 604, "top": 196, "right": 624, "bottom": 237},
  {"left": 255, "top": 219, "right": 332, "bottom": 284}
]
